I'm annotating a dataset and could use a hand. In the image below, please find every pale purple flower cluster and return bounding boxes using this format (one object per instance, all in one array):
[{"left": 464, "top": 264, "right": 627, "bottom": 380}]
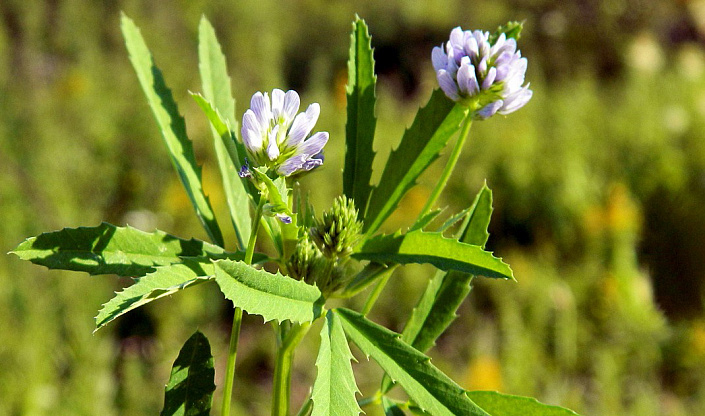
[
  {"left": 432, "top": 28, "right": 532, "bottom": 118},
  {"left": 241, "top": 89, "right": 328, "bottom": 176}
]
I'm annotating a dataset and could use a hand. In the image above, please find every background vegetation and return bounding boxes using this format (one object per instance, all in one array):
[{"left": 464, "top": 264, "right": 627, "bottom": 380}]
[{"left": 2, "top": 1, "right": 705, "bottom": 415}]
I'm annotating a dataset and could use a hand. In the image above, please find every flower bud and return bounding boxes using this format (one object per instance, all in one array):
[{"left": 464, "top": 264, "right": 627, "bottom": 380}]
[{"left": 309, "top": 196, "right": 363, "bottom": 259}]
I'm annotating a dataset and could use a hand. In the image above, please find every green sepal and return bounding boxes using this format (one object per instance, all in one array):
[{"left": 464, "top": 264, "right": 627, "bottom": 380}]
[
  {"left": 160, "top": 331, "right": 216, "bottom": 416},
  {"left": 121, "top": 13, "right": 224, "bottom": 247},
  {"left": 214, "top": 259, "right": 324, "bottom": 323},
  {"left": 335, "top": 308, "right": 490, "bottom": 416},
  {"left": 489, "top": 21, "right": 524, "bottom": 43},
  {"left": 466, "top": 391, "right": 582, "bottom": 416},
  {"left": 311, "top": 312, "right": 362, "bottom": 416},
  {"left": 343, "top": 15, "right": 377, "bottom": 218},
  {"left": 353, "top": 229, "right": 513, "bottom": 280},
  {"left": 364, "top": 89, "right": 467, "bottom": 235},
  {"left": 10, "top": 223, "right": 251, "bottom": 278}
]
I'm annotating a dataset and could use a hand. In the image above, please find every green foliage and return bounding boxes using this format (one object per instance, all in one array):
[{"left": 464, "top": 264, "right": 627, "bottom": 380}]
[
  {"left": 161, "top": 331, "right": 216, "bottom": 416},
  {"left": 311, "top": 312, "right": 362, "bottom": 416},
  {"left": 95, "top": 260, "right": 213, "bottom": 330},
  {"left": 214, "top": 259, "right": 324, "bottom": 323},
  {"left": 353, "top": 229, "right": 513, "bottom": 279},
  {"left": 196, "top": 17, "right": 252, "bottom": 249},
  {"left": 402, "top": 185, "right": 494, "bottom": 352},
  {"left": 465, "top": 391, "right": 580, "bottom": 416},
  {"left": 343, "top": 16, "right": 377, "bottom": 218},
  {"left": 381, "top": 186, "right": 493, "bottom": 394},
  {"left": 10, "top": 223, "right": 244, "bottom": 277},
  {"left": 364, "top": 90, "right": 468, "bottom": 234},
  {"left": 489, "top": 21, "right": 524, "bottom": 43},
  {"left": 335, "top": 308, "right": 490, "bottom": 416},
  {"left": 121, "top": 14, "right": 224, "bottom": 247}
]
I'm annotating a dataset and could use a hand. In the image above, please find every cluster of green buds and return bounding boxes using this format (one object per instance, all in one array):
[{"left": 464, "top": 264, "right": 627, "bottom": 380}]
[
  {"left": 287, "top": 196, "right": 363, "bottom": 296},
  {"left": 309, "top": 196, "right": 363, "bottom": 259}
]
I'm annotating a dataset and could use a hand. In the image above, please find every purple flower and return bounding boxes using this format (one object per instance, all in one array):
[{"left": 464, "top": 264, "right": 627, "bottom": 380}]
[
  {"left": 432, "top": 27, "right": 532, "bottom": 118},
  {"left": 241, "top": 89, "right": 329, "bottom": 176}
]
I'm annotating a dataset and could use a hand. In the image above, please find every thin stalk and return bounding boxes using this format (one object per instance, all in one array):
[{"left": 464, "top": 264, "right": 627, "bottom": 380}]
[
  {"left": 221, "top": 197, "right": 266, "bottom": 416},
  {"left": 417, "top": 115, "right": 473, "bottom": 220},
  {"left": 361, "top": 267, "right": 395, "bottom": 316},
  {"left": 294, "top": 395, "right": 313, "bottom": 416},
  {"left": 272, "top": 322, "right": 311, "bottom": 416}
]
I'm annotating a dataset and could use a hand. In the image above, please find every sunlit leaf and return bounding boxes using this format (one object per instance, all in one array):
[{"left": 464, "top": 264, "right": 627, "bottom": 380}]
[
  {"left": 364, "top": 90, "right": 467, "bottom": 235},
  {"left": 335, "top": 308, "right": 489, "bottom": 416},
  {"left": 353, "top": 228, "right": 512, "bottom": 279},
  {"left": 214, "top": 260, "right": 324, "bottom": 323},
  {"left": 10, "top": 223, "right": 246, "bottom": 277},
  {"left": 121, "top": 13, "right": 223, "bottom": 246},
  {"left": 466, "top": 391, "right": 581, "bottom": 416},
  {"left": 311, "top": 312, "right": 362, "bottom": 416},
  {"left": 95, "top": 260, "right": 213, "bottom": 331},
  {"left": 343, "top": 16, "right": 377, "bottom": 218}
]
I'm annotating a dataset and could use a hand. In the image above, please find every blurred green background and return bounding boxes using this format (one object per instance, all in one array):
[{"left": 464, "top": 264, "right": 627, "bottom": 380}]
[{"left": 2, "top": 0, "right": 705, "bottom": 415}]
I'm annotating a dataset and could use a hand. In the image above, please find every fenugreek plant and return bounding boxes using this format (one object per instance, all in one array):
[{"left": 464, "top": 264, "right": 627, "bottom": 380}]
[{"left": 11, "top": 13, "right": 580, "bottom": 416}]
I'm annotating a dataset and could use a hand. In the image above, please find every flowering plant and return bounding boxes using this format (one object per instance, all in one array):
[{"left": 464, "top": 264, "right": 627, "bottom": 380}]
[{"left": 11, "top": 14, "right": 579, "bottom": 416}]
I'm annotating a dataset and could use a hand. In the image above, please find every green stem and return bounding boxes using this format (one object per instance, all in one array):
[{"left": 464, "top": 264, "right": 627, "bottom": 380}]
[
  {"left": 417, "top": 114, "right": 473, "bottom": 220},
  {"left": 272, "top": 322, "right": 311, "bottom": 416},
  {"left": 221, "top": 197, "right": 266, "bottom": 416},
  {"left": 361, "top": 267, "right": 395, "bottom": 316},
  {"left": 294, "top": 395, "right": 313, "bottom": 416}
]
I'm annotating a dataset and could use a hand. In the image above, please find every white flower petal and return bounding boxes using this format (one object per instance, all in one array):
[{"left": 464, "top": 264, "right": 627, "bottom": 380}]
[
  {"left": 437, "top": 70, "right": 460, "bottom": 101},
  {"left": 296, "top": 131, "right": 328, "bottom": 156},
  {"left": 250, "top": 91, "right": 272, "bottom": 127},
  {"left": 282, "top": 90, "right": 300, "bottom": 125},
  {"left": 287, "top": 103, "right": 320, "bottom": 147},
  {"left": 267, "top": 125, "right": 280, "bottom": 160},
  {"left": 271, "top": 89, "right": 285, "bottom": 120}
]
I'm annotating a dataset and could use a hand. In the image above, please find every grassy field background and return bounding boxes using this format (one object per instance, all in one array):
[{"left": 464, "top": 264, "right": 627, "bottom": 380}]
[{"left": 2, "top": 1, "right": 705, "bottom": 415}]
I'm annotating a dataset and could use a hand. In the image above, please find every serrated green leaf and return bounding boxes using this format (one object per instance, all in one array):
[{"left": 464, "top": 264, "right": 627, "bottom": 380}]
[
  {"left": 382, "top": 186, "right": 495, "bottom": 394},
  {"left": 364, "top": 90, "right": 467, "bottom": 235},
  {"left": 343, "top": 16, "right": 377, "bottom": 218},
  {"left": 335, "top": 308, "right": 489, "bottom": 416},
  {"left": 196, "top": 17, "right": 253, "bottom": 249},
  {"left": 465, "top": 391, "right": 581, "bottom": 416},
  {"left": 121, "top": 14, "right": 223, "bottom": 247},
  {"left": 10, "top": 223, "right": 247, "bottom": 277},
  {"left": 190, "top": 92, "right": 251, "bottom": 249},
  {"left": 214, "top": 260, "right": 324, "bottom": 323},
  {"left": 311, "top": 312, "right": 362, "bottom": 416},
  {"left": 161, "top": 331, "right": 216, "bottom": 416},
  {"left": 95, "top": 260, "right": 213, "bottom": 331},
  {"left": 410, "top": 208, "right": 445, "bottom": 232},
  {"left": 353, "top": 229, "right": 512, "bottom": 280}
]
